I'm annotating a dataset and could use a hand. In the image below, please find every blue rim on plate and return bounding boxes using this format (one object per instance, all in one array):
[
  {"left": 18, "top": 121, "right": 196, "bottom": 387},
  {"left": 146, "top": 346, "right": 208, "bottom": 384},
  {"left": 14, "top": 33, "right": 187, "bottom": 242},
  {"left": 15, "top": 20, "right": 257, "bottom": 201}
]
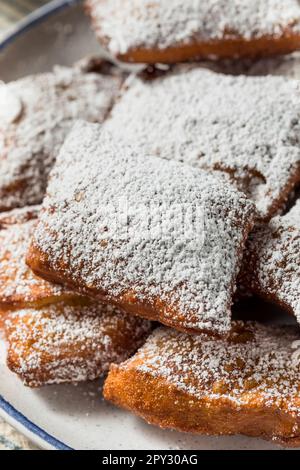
[
  {"left": 0, "top": 397, "right": 72, "bottom": 450},
  {"left": 0, "top": 0, "right": 81, "bottom": 451},
  {"left": 0, "top": 0, "right": 80, "bottom": 52}
]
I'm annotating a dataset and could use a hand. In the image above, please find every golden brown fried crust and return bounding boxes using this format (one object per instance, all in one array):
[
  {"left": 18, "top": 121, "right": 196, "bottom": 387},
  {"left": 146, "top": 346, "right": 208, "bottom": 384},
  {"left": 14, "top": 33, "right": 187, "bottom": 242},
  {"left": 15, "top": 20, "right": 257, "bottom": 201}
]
[
  {"left": 105, "top": 368, "right": 300, "bottom": 447},
  {"left": 5, "top": 299, "right": 152, "bottom": 387},
  {"left": 104, "top": 324, "right": 300, "bottom": 447},
  {"left": 110, "top": 34, "right": 300, "bottom": 64},
  {"left": 0, "top": 207, "right": 76, "bottom": 311},
  {"left": 0, "top": 309, "right": 9, "bottom": 331},
  {"left": 85, "top": 0, "right": 300, "bottom": 64},
  {"left": 0, "top": 293, "right": 78, "bottom": 313},
  {"left": 26, "top": 242, "right": 236, "bottom": 338}
]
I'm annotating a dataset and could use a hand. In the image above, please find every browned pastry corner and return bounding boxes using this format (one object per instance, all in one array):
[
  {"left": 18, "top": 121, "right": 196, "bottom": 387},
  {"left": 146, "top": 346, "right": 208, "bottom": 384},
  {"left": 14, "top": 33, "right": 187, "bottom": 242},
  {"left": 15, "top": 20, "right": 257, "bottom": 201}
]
[
  {"left": 0, "top": 206, "right": 75, "bottom": 311},
  {"left": 5, "top": 299, "right": 152, "bottom": 387},
  {"left": 104, "top": 66, "right": 300, "bottom": 220},
  {"left": 239, "top": 199, "right": 300, "bottom": 323},
  {"left": 26, "top": 121, "right": 256, "bottom": 337},
  {"left": 86, "top": 0, "right": 300, "bottom": 63},
  {"left": 0, "top": 309, "right": 8, "bottom": 331},
  {"left": 104, "top": 323, "right": 300, "bottom": 447},
  {"left": 0, "top": 207, "right": 152, "bottom": 386},
  {"left": 0, "top": 59, "right": 125, "bottom": 212}
]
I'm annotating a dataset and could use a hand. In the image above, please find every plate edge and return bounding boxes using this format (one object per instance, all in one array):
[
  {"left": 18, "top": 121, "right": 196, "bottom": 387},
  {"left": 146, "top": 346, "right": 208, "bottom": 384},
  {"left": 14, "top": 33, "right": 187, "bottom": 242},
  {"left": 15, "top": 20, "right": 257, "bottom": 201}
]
[
  {"left": 0, "top": 396, "right": 72, "bottom": 450},
  {"left": 0, "top": 0, "right": 80, "bottom": 52},
  {"left": 0, "top": 0, "right": 81, "bottom": 451}
]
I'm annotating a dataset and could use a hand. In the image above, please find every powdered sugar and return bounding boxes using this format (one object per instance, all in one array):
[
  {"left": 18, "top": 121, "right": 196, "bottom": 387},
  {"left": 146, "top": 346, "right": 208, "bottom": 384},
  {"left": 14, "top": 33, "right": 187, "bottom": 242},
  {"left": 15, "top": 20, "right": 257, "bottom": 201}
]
[
  {"left": 0, "top": 207, "right": 74, "bottom": 308},
  {"left": 0, "top": 63, "right": 123, "bottom": 211},
  {"left": 28, "top": 121, "right": 255, "bottom": 336},
  {"left": 239, "top": 199, "right": 300, "bottom": 322},
  {"left": 0, "top": 87, "right": 23, "bottom": 124},
  {"left": 5, "top": 301, "right": 152, "bottom": 386},
  {"left": 127, "top": 322, "right": 300, "bottom": 417},
  {"left": 87, "top": 0, "right": 300, "bottom": 55},
  {"left": 0, "top": 205, "right": 40, "bottom": 226},
  {"left": 105, "top": 67, "right": 300, "bottom": 218}
]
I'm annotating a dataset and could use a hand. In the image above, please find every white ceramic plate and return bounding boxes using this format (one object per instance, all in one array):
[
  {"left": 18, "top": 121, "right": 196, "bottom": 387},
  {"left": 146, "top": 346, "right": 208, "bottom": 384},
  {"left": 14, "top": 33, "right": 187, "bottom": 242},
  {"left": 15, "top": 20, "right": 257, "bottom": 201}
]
[{"left": 0, "top": 0, "right": 296, "bottom": 451}]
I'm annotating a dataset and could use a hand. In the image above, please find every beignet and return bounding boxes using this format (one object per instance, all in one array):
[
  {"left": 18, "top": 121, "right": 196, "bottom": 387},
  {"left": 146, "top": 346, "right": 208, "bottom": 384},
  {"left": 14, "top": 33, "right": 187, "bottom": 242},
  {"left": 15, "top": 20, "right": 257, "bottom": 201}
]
[{"left": 27, "top": 122, "right": 256, "bottom": 336}]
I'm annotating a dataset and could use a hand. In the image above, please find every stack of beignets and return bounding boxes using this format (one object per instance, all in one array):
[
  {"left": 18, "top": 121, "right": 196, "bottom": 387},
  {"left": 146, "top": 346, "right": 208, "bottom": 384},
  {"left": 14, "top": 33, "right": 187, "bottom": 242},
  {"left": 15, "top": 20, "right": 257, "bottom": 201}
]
[
  {"left": 2, "top": 0, "right": 300, "bottom": 448},
  {"left": 26, "top": 122, "right": 256, "bottom": 337},
  {"left": 0, "top": 206, "right": 151, "bottom": 386}
]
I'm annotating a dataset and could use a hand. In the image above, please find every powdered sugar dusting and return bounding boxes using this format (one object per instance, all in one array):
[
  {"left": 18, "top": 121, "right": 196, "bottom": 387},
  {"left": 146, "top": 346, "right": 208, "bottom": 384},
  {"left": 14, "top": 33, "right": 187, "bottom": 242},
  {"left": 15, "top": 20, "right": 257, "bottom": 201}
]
[
  {"left": 239, "top": 199, "right": 300, "bottom": 322},
  {"left": 0, "top": 87, "right": 23, "bottom": 124},
  {"left": 0, "top": 207, "right": 74, "bottom": 308},
  {"left": 29, "top": 121, "right": 255, "bottom": 336},
  {"left": 105, "top": 67, "right": 300, "bottom": 218},
  {"left": 5, "top": 301, "right": 152, "bottom": 386},
  {"left": 127, "top": 323, "right": 300, "bottom": 417},
  {"left": 87, "top": 0, "right": 300, "bottom": 55},
  {"left": 0, "top": 63, "right": 123, "bottom": 211},
  {"left": 0, "top": 205, "right": 40, "bottom": 226}
]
